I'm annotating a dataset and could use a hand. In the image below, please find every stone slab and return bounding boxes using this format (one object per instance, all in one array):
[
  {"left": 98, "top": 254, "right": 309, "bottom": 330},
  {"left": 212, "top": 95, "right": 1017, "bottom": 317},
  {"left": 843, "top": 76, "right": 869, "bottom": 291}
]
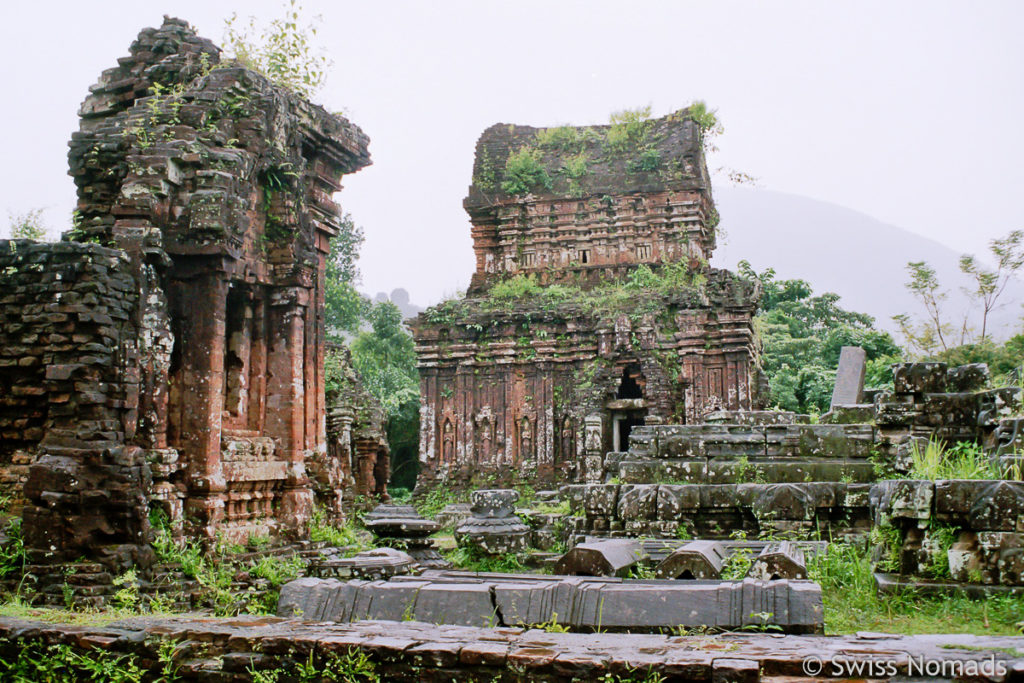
[
  {"left": 280, "top": 573, "right": 825, "bottom": 633},
  {"left": 5, "top": 615, "right": 1024, "bottom": 680},
  {"left": 655, "top": 540, "right": 726, "bottom": 579},
  {"left": 746, "top": 541, "right": 807, "bottom": 581},
  {"left": 553, "top": 538, "right": 643, "bottom": 577},
  {"left": 830, "top": 345, "right": 866, "bottom": 408}
]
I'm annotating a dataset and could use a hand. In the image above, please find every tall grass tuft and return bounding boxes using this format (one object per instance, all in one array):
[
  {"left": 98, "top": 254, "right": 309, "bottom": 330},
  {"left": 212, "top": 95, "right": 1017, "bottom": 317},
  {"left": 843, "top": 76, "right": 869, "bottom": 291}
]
[{"left": 908, "top": 438, "right": 1004, "bottom": 480}]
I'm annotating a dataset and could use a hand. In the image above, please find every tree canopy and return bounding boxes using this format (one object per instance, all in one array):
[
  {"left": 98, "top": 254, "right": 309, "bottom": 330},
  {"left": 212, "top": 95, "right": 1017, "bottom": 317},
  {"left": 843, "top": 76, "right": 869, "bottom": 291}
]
[{"left": 739, "top": 261, "right": 903, "bottom": 414}]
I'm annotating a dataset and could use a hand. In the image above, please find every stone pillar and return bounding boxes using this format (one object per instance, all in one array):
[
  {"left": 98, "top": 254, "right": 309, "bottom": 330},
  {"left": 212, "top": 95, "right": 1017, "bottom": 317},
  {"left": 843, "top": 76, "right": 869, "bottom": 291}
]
[
  {"left": 180, "top": 273, "right": 228, "bottom": 538},
  {"left": 584, "top": 413, "right": 605, "bottom": 483},
  {"left": 267, "top": 287, "right": 313, "bottom": 534}
]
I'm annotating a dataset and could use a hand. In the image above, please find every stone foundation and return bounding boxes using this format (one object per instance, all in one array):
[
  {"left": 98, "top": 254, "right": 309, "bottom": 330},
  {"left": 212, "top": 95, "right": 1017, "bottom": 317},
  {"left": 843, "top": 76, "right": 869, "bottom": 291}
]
[
  {"left": 1, "top": 616, "right": 1021, "bottom": 681},
  {"left": 560, "top": 482, "right": 872, "bottom": 541}
]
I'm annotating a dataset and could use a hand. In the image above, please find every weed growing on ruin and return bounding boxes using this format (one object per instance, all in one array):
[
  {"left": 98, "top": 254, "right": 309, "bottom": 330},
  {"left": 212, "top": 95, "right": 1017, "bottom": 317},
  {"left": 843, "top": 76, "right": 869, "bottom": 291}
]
[
  {"left": 605, "top": 105, "right": 653, "bottom": 152},
  {"left": 908, "top": 438, "right": 1003, "bottom": 480},
  {"left": 0, "top": 517, "right": 26, "bottom": 579},
  {"left": 5, "top": 208, "right": 48, "bottom": 240},
  {"left": 0, "top": 642, "right": 147, "bottom": 682},
  {"left": 532, "top": 611, "right": 571, "bottom": 633},
  {"left": 627, "top": 562, "right": 656, "bottom": 580},
  {"left": 869, "top": 523, "right": 902, "bottom": 573},
  {"left": 807, "top": 541, "right": 1024, "bottom": 635},
  {"left": 223, "top": 0, "right": 331, "bottom": 100},
  {"left": 559, "top": 151, "right": 591, "bottom": 196},
  {"left": 685, "top": 100, "right": 723, "bottom": 153},
  {"left": 445, "top": 545, "right": 525, "bottom": 573},
  {"left": 111, "top": 570, "right": 141, "bottom": 612},
  {"left": 597, "top": 667, "right": 667, "bottom": 683},
  {"left": 387, "top": 487, "right": 414, "bottom": 504},
  {"left": 246, "top": 555, "right": 305, "bottom": 612},
  {"left": 922, "top": 523, "right": 958, "bottom": 579},
  {"left": 416, "top": 486, "right": 468, "bottom": 521},
  {"left": 626, "top": 149, "right": 662, "bottom": 173},
  {"left": 720, "top": 548, "right": 753, "bottom": 580},
  {"left": 535, "top": 125, "right": 592, "bottom": 152},
  {"left": 501, "top": 146, "right": 553, "bottom": 195},
  {"left": 309, "top": 506, "right": 370, "bottom": 554},
  {"left": 532, "top": 499, "right": 571, "bottom": 516},
  {"left": 248, "top": 648, "right": 380, "bottom": 682}
]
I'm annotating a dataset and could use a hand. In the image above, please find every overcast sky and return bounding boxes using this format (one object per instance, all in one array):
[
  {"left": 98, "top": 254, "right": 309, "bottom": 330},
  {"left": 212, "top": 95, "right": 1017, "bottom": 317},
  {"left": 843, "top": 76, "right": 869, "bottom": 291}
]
[{"left": 2, "top": 1, "right": 1022, "bottom": 305}]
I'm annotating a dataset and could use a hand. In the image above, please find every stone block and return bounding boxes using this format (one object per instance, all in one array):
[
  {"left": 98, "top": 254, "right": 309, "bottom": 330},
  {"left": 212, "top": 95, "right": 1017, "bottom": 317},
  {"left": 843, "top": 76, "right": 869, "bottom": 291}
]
[
  {"left": 625, "top": 427, "right": 657, "bottom": 457},
  {"left": 893, "top": 362, "right": 948, "bottom": 395},
  {"left": 278, "top": 577, "right": 357, "bottom": 621},
  {"left": 747, "top": 541, "right": 807, "bottom": 581},
  {"left": 712, "top": 658, "right": 760, "bottom": 683},
  {"left": 412, "top": 583, "right": 496, "bottom": 627},
  {"left": 751, "top": 483, "right": 832, "bottom": 521},
  {"left": 946, "top": 363, "right": 990, "bottom": 393},
  {"left": 655, "top": 540, "right": 726, "bottom": 579},
  {"left": 920, "top": 393, "right": 978, "bottom": 428},
  {"left": 583, "top": 484, "right": 619, "bottom": 517},
  {"left": 308, "top": 547, "right": 415, "bottom": 581},
  {"left": 819, "top": 404, "right": 874, "bottom": 425},
  {"left": 765, "top": 424, "right": 875, "bottom": 459},
  {"left": 870, "top": 479, "right": 934, "bottom": 524},
  {"left": 830, "top": 346, "right": 866, "bottom": 408},
  {"left": 616, "top": 484, "right": 659, "bottom": 521},
  {"left": 554, "top": 539, "right": 643, "bottom": 577},
  {"left": 978, "top": 389, "right": 1024, "bottom": 428},
  {"left": 703, "top": 410, "right": 798, "bottom": 425}
]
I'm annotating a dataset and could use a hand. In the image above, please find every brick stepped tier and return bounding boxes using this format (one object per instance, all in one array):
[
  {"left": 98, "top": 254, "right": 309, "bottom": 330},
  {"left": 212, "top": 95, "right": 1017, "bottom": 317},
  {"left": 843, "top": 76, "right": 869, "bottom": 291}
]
[
  {"left": 613, "top": 423, "right": 880, "bottom": 485},
  {"left": 870, "top": 479, "right": 1024, "bottom": 591},
  {"left": 1, "top": 540, "right": 340, "bottom": 609},
  {"left": 560, "top": 482, "right": 872, "bottom": 540}
]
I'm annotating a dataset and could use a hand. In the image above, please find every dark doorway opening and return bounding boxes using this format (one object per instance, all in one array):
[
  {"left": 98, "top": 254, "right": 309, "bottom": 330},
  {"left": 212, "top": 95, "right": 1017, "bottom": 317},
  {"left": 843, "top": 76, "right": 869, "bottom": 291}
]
[
  {"left": 617, "top": 364, "right": 643, "bottom": 399},
  {"left": 615, "top": 413, "right": 645, "bottom": 452}
]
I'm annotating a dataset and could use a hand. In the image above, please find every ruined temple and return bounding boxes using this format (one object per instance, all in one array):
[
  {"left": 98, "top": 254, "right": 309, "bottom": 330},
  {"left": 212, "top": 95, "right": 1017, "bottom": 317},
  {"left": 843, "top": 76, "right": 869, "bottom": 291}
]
[
  {"left": 319, "top": 345, "right": 391, "bottom": 515},
  {"left": 0, "top": 18, "right": 370, "bottom": 573},
  {"left": 412, "top": 112, "right": 763, "bottom": 488}
]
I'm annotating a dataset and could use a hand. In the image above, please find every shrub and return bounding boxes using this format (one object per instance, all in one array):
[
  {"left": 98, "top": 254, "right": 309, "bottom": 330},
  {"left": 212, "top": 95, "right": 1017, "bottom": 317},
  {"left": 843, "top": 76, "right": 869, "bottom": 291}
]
[
  {"left": 626, "top": 149, "right": 662, "bottom": 173},
  {"left": 501, "top": 146, "right": 552, "bottom": 195},
  {"left": 606, "top": 105, "right": 652, "bottom": 151},
  {"left": 535, "top": 125, "right": 582, "bottom": 151},
  {"left": 223, "top": 0, "right": 330, "bottom": 100}
]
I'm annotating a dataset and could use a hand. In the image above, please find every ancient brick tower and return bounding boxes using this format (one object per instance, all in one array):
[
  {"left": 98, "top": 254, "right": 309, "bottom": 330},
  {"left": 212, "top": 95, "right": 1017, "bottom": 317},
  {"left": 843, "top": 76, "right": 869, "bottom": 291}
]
[
  {"left": 0, "top": 18, "right": 369, "bottom": 573},
  {"left": 411, "top": 110, "right": 762, "bottom": 489}
]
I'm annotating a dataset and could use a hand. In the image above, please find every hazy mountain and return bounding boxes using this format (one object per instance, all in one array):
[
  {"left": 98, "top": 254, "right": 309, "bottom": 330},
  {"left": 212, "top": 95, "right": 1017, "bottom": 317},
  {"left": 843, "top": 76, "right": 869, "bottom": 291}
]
[
  {"left": 712, "top": 187, "right": 1024, "bottom": 340},
  {"left": 373, "top": 287, "right": 424, "bottom": 319}
]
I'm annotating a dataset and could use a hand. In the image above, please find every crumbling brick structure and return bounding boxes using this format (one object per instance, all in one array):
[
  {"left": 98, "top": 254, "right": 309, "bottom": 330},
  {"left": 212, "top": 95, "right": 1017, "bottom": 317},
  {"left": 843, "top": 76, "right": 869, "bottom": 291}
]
[
  {"left": 412, "top": 112, "right": 762, "bottom": 489},
  {"left": 317, "top": 346, "right": 390, "bottom": 519},
  {"left": 0, "top": 18, "right": 370, "bottom": 574}
]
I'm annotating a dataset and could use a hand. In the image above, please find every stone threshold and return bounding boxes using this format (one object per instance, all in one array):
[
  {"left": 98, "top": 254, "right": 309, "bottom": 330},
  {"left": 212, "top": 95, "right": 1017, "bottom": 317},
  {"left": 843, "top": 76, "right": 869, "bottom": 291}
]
[
  {"left": 875, "top": 572, "right": 1024, "bottom": 598},
  {"left": 1, "top": 615, "right": 1023, "bottom": 681}
]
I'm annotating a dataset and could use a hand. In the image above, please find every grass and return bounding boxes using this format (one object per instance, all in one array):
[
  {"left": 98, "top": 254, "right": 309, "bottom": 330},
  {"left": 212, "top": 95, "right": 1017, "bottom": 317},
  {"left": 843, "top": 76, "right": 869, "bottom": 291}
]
[
  {"left": 907, "top": 438, "right": 1009, "bottom": 480},
  {"left": 308, "top": 507, "right": 371, "bottom": 555},
  {"left": 444, "top": 545, "right": 526, "bottom": 573},
  {"left": 808, "top": 542, "right": 1024, "bottom": 635}
]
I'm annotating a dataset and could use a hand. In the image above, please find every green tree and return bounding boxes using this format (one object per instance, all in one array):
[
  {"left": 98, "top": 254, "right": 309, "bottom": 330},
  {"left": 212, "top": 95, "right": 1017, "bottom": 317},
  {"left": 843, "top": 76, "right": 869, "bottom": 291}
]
[
  {"left": 324, "top": 213, "right": 369, "bottom": 338},
  {"left": 740, "top": 261, "right": 903, "bottom": 413},
  {"left": 896, "top": 229, "right": 1024, "bottom": 353},
  {"left": 349, "top": 301, "right": 421, "bottom": 490},
  {"left": 349, "top": 302, "right": 419, "bottom": 414},
  {"left": 959, "top": 229, "right": 1024, "bottom": 342},
  {"left": 6, "top": 209, "right": 47, "bottom": 240}
]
